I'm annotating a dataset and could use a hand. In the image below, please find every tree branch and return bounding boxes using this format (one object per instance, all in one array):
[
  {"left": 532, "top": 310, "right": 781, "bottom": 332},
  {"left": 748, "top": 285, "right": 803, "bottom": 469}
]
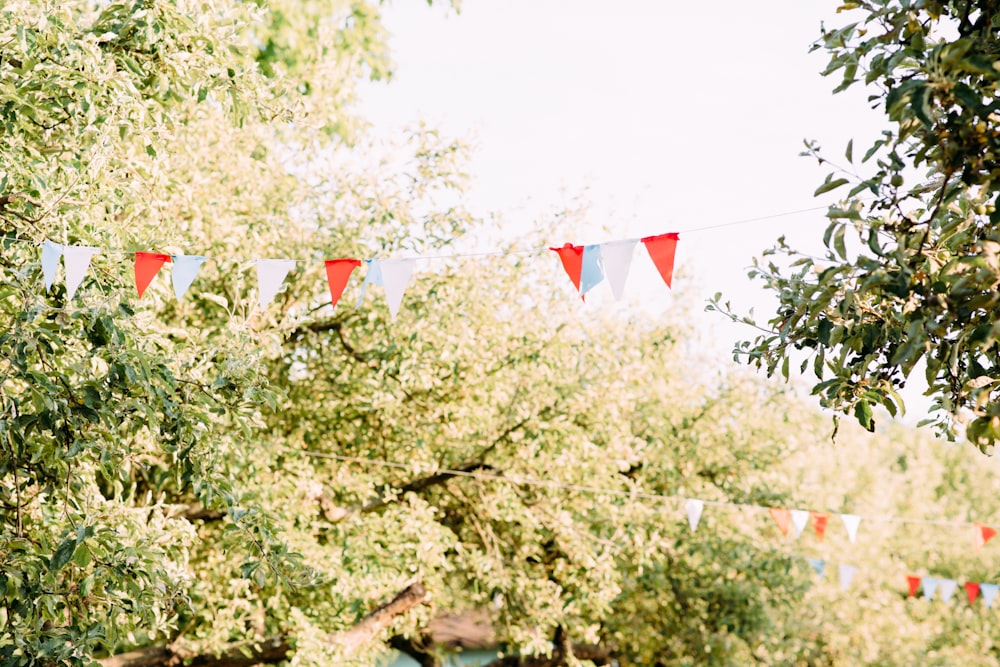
[{"left": 99, "top": 583, "right": 429, "bottom": 667}]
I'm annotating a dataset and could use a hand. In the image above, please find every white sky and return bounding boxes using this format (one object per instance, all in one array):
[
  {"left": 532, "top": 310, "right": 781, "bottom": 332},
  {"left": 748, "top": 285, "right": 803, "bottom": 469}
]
[{"left": 357, "top": 1, "right": 902, "bottom": 395}]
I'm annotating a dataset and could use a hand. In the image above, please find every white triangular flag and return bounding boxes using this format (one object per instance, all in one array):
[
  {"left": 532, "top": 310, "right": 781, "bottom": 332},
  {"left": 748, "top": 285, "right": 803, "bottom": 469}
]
[
  {"left": 63, "top": 246, "right": 98, "bottom": 301},
  {"left": 839, "top": 563, "right": 858, "bottom": 590},
  {"left": 171, "top": 255, "right": 206, "bottom": 300},
  {"left": 685, "top": 499, "right": 704, "bottom": 532},
  {"left": 840, "top": 513, "right": 861, "bottom": 543},
  {"left": 981, "top": 583, "right": 999, "bottom": 608},
  {"left": 599, "top": 239, "right": 637, "bottom": 301},
  {"left": 939, "top": 579, "right": 957, "bottom": 603},
  {"left": 922, "top": 577, "right": 939, "bottom": 600},
  {"left": 41, "top": 241, "right": 63, "bottom": 291},
  {"left": 379, "top": 258, "right": 415, "bottom": 319},
  {"left": 256, "top": 259, "right": 296, "bottom": 310},
  {"left": 790, "top": 509, "right": 810, "bottom": 538}
]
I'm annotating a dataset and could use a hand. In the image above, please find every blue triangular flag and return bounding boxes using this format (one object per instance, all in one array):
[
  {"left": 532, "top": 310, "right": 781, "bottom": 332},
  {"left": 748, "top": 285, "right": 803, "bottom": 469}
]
[
  {"left": 579, "top": 244, "right": 604, "bottom": 296},
  {"left": 356, "top": 259, "right": 382, "bottom": 309},
  {"left": 171, "top": 255, "right": 206, "bottom": 300},
  {"left": 922, "top": 577, "right": 940, "bottom": 601},
  {"left": 981, "top": 583, "right": 999, "bottom": 608},
  {"left": 807, "top": 558, "right": 826, "bottom": 580},
  {"left": 41, "top": 241, "right": 63, "bottom": 291}
]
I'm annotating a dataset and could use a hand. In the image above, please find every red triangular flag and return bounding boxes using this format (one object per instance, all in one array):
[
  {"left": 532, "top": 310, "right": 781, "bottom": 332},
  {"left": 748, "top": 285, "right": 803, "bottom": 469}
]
[
  {"left": 811, "top": 512, "right": 830, "bottom": 542},
  {"left": 769, "top": 508, "right": 791, "bottom": 536},
  {"left": 906, "top": 575, "right": 921, "bottom": 597},
  {"left": 966, "top": 581, "right": 981, "bottom": 605},
  {"left": 324, "top": 259, "right": 361, "bottom": 309},
  {"left": 134, "top": 252, "right": 171, "bottom": 298},
  {"left": 641, "top": 232, "right": 679, "bottom": 289},
  {"left": 975, "top": 522, "right": 997, "bottom": 550},
  {"left": 550, "top": 243, "right": 584, "bottom": 292}
]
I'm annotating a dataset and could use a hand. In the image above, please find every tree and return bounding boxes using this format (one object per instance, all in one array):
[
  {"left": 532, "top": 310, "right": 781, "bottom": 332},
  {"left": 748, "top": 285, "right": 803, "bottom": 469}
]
[
  {"left": 6, "top": 2, "right": 956, "bottom": 666},
  {"left": 714, "top": 1, "right": 1000, "bottom": 450}
]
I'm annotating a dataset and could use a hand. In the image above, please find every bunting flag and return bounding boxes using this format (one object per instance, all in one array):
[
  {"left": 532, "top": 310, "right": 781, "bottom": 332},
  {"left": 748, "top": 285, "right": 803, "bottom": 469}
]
[
  {"left": 579, "top": 244, "right": 604, "bottom": 296},
  {"left": 811, "top": 512, "right": 830, "bottom": 542},
  {"left": 134, "top": 252, "right": 171, "bottom": 298},
  {"left": 599, "top": 239, "right": 637, "bottom": 300},
  {"left": 769, "top": 508, "right": 791, "bottom": 536},
  {"left": 41, "top": 241, "right": 63, "bottom": 291},
  {"left": 807, "top": 558, "right": 826, "bottom": 580},
  {"left": 63, "top": 246, "right": 98, "bottom": 301},
  {"left": 981, "top": 583, "right": 999, "bottom": 609},
  {"left": 685, "top": 499, "right": 704, "bottom": 532},
  {"left": 840, "top": 513, "right": 861, "bottom": 544},
  {"left": 550, "top": 243, "right": 584, "bottom": 294},
  {"left": 325, "top": 258, "right": 361, "bottom": 309},
  {"left": 171, "top": 255, "right": 206, "bottom": 300},
  {"left": 256, "top": 259, "right": 296, "bottom": 310},
  {"left": 380, "top": 258, "right": 416, "bottom": 319},
  {"left": 907, "top": 575, "right": 922, "bottom": 597},
  {"left": 966, "top": 581, "right": 981, "bottom": 605},
  {"left": 790, "top": 509, "right": 810, "bottom": 539},
  {"left": 922, "top": 577, "right": 940, "bottom": 601},
  {"left": 975, "top": 522, "right": 997, "bottom": 550},
  {"left": 641, "top": 232, "right": 679, "bottom": 289},
  {"left": 356, "top": 259, "right": 383, "bottom": 309},
  {"left": 839, "top": 564, "right": 858, "bottom": 590},
  {"left": 939, "top": 579, "right": 958, "bottom": 603}
]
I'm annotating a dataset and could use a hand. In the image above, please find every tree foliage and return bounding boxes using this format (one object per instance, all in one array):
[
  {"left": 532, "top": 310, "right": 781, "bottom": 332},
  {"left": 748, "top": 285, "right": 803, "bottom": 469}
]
[
  {"left": 4, "top": 2, "right": 1000, "bottom": 666},
  {"left": 715, "top": 1, "right": 1000, "bottom": 450}
]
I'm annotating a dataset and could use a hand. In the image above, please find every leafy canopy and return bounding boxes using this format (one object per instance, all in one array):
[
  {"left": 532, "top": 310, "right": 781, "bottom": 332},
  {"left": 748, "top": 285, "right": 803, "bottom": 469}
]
[{"left": 715, "top": 1, "right": 1000, "bottom": 450}]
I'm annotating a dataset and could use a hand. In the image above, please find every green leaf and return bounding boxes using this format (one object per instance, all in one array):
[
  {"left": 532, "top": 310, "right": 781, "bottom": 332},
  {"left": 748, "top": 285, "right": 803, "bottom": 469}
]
[
  {"left": 815, "top": 177, "right": 850, "bottom": 196},
  {"left": 49, "top": 538, "right": 77, "bottom": 573},
  {"left": 853, "top": 399, "right": 874, "bottom": 432}
]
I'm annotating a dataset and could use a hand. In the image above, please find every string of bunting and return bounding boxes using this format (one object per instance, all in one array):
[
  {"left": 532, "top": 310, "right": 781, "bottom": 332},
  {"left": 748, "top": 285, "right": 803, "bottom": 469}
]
[
  {"left": 24, "top": 202, "right": 841, "bottom": 311},
  {"left": 300, "top": 449, "right": 1000, "bottom": 608},
  {"left": 35, "top": 232, "right": 678, "bottom": 316},
  {"left": 299, "top": 450, "right": 999, "bottom": 552}
]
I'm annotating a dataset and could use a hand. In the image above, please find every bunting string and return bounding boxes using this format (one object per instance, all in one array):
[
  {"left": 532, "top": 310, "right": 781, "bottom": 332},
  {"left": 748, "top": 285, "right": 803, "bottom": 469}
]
[{"left": 294, "top": 449, "right": 999, "bottom": 537}]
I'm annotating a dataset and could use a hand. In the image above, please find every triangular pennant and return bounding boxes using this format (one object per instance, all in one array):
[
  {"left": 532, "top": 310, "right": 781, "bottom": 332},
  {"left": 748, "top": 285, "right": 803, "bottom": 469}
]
[
  {"left": 550, "top": 243, "right": 584, "bottom": 292},
  {"left": 356, "top": 259, "right": 383, "bottom": 309},
  {"left": 579, "top": 244, "right": 604, "bottom": 296},
  {"left": 685, "top": 499, "right": 704, "bottom": 532},
  {"left": 965, "top": 581, "right": 981, "bottom": 605},
  {"left": 599, "top": 239, "right": 637, "bottom": 301},
  {"left": 939, "top": 579, "right": 958, "bottom": 603},
  {"left": 171, "top": 255, "right": 206, "bottom": 300},
  {"left": 256, "top": 259, "right": 296, "bottom": 310},
  {"left": 807, "top": 558, "right": 826, "bottom": 580},
  {"left": 811, "top": 512, "right": 830, "bottom": 542},
  {"left": 840, "top": 513, "right": 861, "bottom": 543},
  {"left": 769, "top": 508, "right": 791, "bottom": 536},
  {"left": 906, "top": 575, "right": 921, "bottom": 597},
  {"left": 63, "top": 246, "right": 98, "bottom": 301},
  {"left": 839, "top": 564, "right": 858, "bottom": 591},
  {"left": 380, "top": 258, "right": 416, "bottom": 319},
  {"left": 980, "top": 583, "right": 999, "bottom": 608},
  {"left": 641, "top": 232, "right": 679, "bottom": 289},
  {"left": 790, "top": 509, "right": 810, "bottom": 538},
  {"left": 41, "top": 241, "right": 63, "bottom": 291},
  {"left": 325, "top": 258, "right": 361, "bottom": 309},
  {"left": 975, "top": 522, "right": 997, "bottom": 550},
  {"left": 134, "top": 252, "right": 171, "bottom": 298},
  {"left": 922, "top": 577, "right": 940, "bottom": 601}
]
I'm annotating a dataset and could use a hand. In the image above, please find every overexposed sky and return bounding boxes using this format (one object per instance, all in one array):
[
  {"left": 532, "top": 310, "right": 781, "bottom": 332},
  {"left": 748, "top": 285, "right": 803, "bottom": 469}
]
[{"left": 358, "top": 1, "right": 885, "bottom": 352}]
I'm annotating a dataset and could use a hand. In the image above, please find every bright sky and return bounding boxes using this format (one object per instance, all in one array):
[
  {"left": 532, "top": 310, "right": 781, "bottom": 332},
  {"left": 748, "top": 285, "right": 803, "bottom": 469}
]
[{"left": 357, "top": 1, "right": 893, "bottom": 377}]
